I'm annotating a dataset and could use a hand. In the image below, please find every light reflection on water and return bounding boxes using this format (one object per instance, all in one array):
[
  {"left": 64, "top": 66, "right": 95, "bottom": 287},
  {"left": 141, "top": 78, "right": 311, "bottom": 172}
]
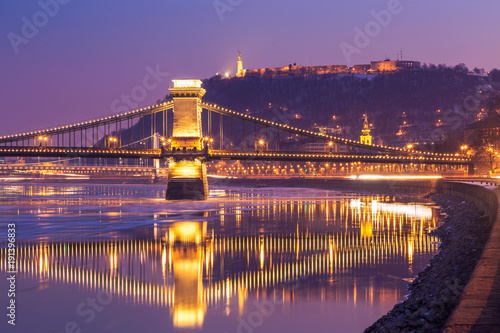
[{"left": 0, "top": 184, "right": 440, "bottom": 332}]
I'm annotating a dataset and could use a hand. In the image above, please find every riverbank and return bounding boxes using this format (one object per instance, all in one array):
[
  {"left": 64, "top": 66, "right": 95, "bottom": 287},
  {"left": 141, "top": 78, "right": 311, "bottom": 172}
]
[{"left": 364, "top": 194, "right": 494, "bottom": 333}]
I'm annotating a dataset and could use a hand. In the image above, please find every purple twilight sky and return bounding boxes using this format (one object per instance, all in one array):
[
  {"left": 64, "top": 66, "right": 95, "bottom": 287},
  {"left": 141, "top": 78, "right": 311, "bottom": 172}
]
[{"left": 0, "top": 0, "right": 499, "bottom": 136}]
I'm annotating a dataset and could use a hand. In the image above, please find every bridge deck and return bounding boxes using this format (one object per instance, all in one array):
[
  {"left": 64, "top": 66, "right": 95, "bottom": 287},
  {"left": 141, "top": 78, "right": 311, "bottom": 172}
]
[{"left": 0, "top": 147, "right": 471, "bottom": 166}]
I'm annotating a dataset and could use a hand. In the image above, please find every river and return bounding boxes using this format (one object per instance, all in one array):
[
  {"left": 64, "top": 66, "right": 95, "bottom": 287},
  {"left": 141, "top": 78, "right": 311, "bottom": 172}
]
[{"left": 0, "top": 183, "right": 440, "bottom": 332}]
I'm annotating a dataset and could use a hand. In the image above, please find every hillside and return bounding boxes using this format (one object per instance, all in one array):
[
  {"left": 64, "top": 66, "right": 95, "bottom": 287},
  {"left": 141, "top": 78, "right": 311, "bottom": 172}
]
[{"left": 187, "top": 70, "right": 486, "bottom": 148}]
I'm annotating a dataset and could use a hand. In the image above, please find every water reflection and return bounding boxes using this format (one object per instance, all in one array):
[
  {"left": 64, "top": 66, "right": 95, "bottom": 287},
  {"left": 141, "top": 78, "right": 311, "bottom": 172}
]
[
  {"left": 1, "top": 221, "right": 438, "bottom": 330},
  {"left": 0, "top": 186, "right": 441, "bottom": 331}
]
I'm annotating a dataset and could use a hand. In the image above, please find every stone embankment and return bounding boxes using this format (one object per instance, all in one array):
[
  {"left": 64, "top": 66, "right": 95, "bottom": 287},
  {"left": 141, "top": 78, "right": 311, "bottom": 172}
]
[
  {"left": 364, "top": 194, "right": 493, "bottom": 333},
  {"left": 363, "top": 180, "right": 500, "bottom": 333}
]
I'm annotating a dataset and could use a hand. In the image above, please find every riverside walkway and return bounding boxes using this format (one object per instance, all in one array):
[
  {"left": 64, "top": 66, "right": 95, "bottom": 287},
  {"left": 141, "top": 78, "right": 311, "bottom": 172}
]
[{"left": 443, "top": 182, "right": 500, "bottom": 332}]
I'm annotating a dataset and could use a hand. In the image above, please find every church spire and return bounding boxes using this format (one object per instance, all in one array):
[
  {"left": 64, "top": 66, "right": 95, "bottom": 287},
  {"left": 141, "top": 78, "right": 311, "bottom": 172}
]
[
  {"left": 363, "top": 114, "right": 369, "bottom": 131},
  {"left": 360, "top": 113, "right": 372, "bottom": 145}
]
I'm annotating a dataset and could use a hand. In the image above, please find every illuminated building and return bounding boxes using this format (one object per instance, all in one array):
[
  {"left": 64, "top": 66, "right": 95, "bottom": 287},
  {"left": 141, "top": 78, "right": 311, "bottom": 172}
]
[
  {"left": 244, "top": 64, "right": 350, "bottom": 77},
  {"left": 351, "top": 64, "right": 371, "bottom": 74},
  {"left": 370, "top": 60, "right": 421, "bottom": 72},
  {"left": 464, "top": 113, "right": 500, "bottom": 146},
  {"left": 360, "top": 114, "right": 372, "bottom": 145},
  {"left": 236, "top": 51, "right": 246, "bottom": 78},
  {"left": 235, "top": 56, "right": 420, "bottom": 78}
]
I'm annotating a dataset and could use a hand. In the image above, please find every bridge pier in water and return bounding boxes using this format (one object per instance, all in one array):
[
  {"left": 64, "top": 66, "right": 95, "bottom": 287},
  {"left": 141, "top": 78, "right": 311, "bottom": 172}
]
[
  {"left": 166, "top": 160, "right": 209, "bottom": 200},
  {"left": 165, "top": 80, "right": 209, "bottom": 200}
]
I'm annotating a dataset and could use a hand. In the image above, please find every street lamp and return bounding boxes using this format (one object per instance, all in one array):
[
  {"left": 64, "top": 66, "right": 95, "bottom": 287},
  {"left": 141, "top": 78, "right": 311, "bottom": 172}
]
[
  {"left": 460, "top": 145, "right": 468, "bottom": 156},
  {"left": 258, "top": 139, "right": 265, "bottom": 151},
  {"left": 161, "top": 137, "right": 172, "bottom": 151},
  {"left": 329, "top": 141, "right": 334, "bottom": 153},
  {"left": 203, "top": 137, "right": 213, "bottom": 151},
  {"left": 38, "top": 136, "right": 48, "bottom": 147},
  {"left": 109, "top": 137, "right": 117, "bottom": 148}
]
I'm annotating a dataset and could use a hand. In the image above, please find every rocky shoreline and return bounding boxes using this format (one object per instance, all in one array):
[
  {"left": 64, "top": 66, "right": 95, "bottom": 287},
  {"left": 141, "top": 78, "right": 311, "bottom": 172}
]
[{"left": 364, "top": 193, "right": 494, "bottom": 333}]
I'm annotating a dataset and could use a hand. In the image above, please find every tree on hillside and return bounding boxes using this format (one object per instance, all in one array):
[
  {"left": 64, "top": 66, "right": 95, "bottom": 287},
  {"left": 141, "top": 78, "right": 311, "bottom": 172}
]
[
  {"left": 453, "top": 63, "right": 469, "bottom": 73},
  {"left": 473, "top": 67, "right": 485, "bottom": 75}
]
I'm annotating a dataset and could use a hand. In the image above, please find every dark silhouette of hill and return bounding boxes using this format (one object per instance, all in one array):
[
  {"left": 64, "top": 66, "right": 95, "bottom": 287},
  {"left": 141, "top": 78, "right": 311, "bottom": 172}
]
[{"left": 194, "top": 70, "right": 486, "bottom": 147}]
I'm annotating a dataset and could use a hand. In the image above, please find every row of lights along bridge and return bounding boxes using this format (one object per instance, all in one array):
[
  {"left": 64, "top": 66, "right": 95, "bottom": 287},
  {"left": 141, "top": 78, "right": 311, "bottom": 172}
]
[{"left": 34, "top": 134, "right": 338, "bottom": 153}]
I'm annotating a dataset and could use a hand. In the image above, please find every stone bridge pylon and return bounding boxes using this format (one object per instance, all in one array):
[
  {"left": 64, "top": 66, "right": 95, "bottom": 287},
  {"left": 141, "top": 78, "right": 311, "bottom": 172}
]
[{"left": 165, "top": 80, "right": 209, "bottom": 200}]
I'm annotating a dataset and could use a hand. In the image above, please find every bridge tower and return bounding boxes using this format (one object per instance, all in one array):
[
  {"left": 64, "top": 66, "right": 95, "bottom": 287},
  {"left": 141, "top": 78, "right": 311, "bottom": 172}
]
[{"left": 166, "top": 80, "right": 209, "bottom": 200}]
